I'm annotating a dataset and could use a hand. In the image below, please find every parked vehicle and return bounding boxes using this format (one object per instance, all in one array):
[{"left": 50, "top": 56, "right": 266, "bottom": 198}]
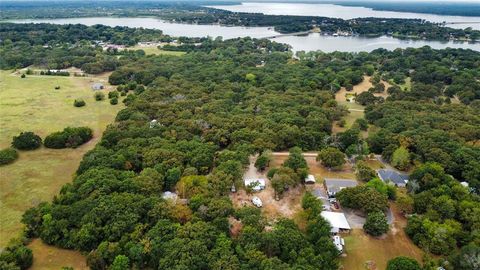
[{"left": 252, "top": 196, "right": 263, "bottom": 207}]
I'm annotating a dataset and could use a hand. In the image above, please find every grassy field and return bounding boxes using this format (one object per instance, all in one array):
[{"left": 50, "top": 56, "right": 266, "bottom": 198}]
[
  {"left": 0, "top": 70, "right": 123, "bottom": 248},
  {"left": 340, "top": 204, "right": 424, "bottom": 270},
  {"left": 130, "top": 45, "right": 186, "bottom": 56}
]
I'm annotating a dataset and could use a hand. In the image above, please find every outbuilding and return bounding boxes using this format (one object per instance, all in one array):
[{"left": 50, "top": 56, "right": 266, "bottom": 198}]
[
  {"left": 244, "top": 178, "right": 266, "bottom": 192},
  {"left": 377, "top": 169, "right": 409, "bottom": 187},
  {"left": 305, "top": 174, "right": 316, "bottom": 184},
  {"left": 324, "top": 178, "right": 358, "bottom": 198},
  {"left": 321, "top": 211, "right": 351, "bottom": 234},
  {"left": 91, "top": 83, "right": 104, "bottom": 90}
]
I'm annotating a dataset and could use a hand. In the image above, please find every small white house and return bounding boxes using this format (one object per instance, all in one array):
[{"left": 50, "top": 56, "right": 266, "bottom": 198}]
[
  {"left": 305, "top": 174, "right": 316, "bottom": 184},
  {"left": 244, "top": 178, "right": 266, "bottom": 191}
]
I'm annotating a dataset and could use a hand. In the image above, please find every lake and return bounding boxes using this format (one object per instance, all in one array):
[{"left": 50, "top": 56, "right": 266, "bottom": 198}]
[
  {"left": 207, "top": 2, "right": 480, "bottom": 30},
  {"left": 9, "top": 17, "right": 480, "bottom": 52}
]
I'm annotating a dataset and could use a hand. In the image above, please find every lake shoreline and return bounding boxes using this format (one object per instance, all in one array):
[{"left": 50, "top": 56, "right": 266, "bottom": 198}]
[{"left": 5, "top": 17, "right": 480, "bottom": 52}]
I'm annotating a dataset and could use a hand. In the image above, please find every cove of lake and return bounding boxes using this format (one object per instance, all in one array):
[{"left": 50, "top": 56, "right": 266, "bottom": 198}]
[
  {"left": 9, "top": 17, "right": 480, "bottom": 52},
  {"left": 207, "top": 2, "right": 480, "bottom": 31}
]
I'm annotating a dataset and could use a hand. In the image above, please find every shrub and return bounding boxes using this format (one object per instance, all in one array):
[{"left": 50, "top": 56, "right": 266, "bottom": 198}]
[
  {"left": 0, "top": 239, "right": 33, "bottom": 270},
  {"left": 386, "top": 256, "right": 421, "bottom": 270},
  {"left": 127, "top": 81, "right": 137, "bottom": 90},
  {"left": 74, "top": 99, "right": 86, "bottom": 107},
  {"left": 94, "top": 92, "right": 105, "bottom": 101},
  {"left": 20, "top": 74, "right": 26, "bottom": 78},
  {"left": 110, "top": 97, "right": 118, "bottom": 105},
  {"left": 54, "top": 86, "right": 61, "bottom": 90},
  {"left": 108, "top": 91, "right": 119, "bottom": 99},
  {"left": 363, "top": 211, "right": 389, "bottom": 236},
  {"left": 0, "top": 148, "right": 18, "bottom": 165},
  {"left": 12, "top": 132, "right": 42, "bottom": 150},
  {"left": 44, "top": 127, "right": 93, "bottom": 149}
]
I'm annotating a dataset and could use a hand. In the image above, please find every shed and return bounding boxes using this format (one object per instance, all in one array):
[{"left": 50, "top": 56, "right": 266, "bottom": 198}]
[
  {"left": 377, "top": 169, "right": 409, "bottom": 187},
  {"left": 244, "top": 178, "right": 266, "bottom": 192},
  {"left": 324, "top": 178, "right": 358, "bottom": 197},
  {"left": 91, "top": 83, "right": 104, "bottom": 90},
  {"left": 321, "top": 211, "right": 351, "bottom": 233},
  {"left": 162, "top": 191, "right": 178, "bottom": 200},
  {"left": 305, "top": 174, "right": 316, "bottom": 184}
]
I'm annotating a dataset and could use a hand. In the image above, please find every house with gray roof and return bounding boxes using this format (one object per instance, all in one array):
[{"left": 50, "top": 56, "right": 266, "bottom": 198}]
[
  {"left": 324, "top": 178, "right": 358, "bottom": 198},
  {"left": 377, "top": 169, "right": 409, "bottom": 187}
]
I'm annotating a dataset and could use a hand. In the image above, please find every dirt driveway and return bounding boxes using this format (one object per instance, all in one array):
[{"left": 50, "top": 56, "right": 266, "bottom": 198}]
[{"left": 230, "top": 155, "right": 304, "bottom": 220}]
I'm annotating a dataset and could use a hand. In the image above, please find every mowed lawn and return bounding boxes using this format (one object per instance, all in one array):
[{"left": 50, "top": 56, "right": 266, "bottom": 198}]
[
  {"left": 340, "top": 204, "right": 424, "bottom": 270},
  {"left": 0, "top": 70, "right": 123, "bottom": 248}
]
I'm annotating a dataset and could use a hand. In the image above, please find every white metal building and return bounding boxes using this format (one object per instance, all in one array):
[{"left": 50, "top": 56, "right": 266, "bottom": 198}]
[{"left": 321, "top": 211, "right": 351, "bottom": 234}]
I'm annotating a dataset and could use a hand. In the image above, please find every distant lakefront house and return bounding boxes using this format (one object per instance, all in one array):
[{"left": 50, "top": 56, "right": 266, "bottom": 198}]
[
  {"left": 91, "top": 83, "right": 104, "bottom": 90},
  {"left": 377, "top": 169, "right": 409, "bottom": 187},
  {"left": 324, "top": 178, "right": 358, "bottom": 198}
]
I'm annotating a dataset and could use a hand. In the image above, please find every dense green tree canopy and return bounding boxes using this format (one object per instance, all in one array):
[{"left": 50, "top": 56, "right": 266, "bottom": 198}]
[{"left": 1, "top": 21, "right": 479, "bottom": 270}]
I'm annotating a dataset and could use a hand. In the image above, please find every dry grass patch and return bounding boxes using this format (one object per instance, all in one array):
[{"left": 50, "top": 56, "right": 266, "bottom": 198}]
[
  {"left": 339, "top": 204, "right": 424, "bottom": 270},
  {"left": 28, "top": 239, "right": 87, "bottom": 270}
]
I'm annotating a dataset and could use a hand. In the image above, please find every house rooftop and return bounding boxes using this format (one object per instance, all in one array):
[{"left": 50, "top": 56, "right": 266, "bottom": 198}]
[
  {"left": 321, "top": 211, "right": 351, "bottom": 230},
  {"left": 377, "top": 169, "right": 409, "bottom": 186},
  {"left": 324, "top": 178, "right": 358, "bottom": 195}
]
